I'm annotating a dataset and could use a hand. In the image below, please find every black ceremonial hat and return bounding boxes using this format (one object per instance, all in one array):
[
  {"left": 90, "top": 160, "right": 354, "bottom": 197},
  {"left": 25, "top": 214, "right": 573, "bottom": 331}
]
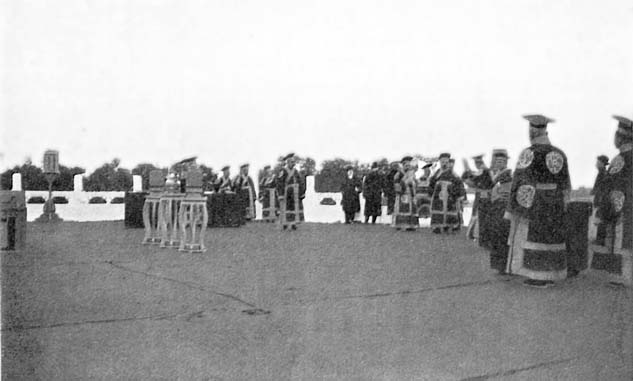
[
  {"left": 523, "top": 114, "right": 555, "bottom": 128},
  {"left": 439, "top": 152, "right": 451, "bottom": 159},
  {"left": 613, "top": 115, "right": 633, "bottom": 137},
  {"left": 221, "top": 165, "right": 230, "bottom": 171}
]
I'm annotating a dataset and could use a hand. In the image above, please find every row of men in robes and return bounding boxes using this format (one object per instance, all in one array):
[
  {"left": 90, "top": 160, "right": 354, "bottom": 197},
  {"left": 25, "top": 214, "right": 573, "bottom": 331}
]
[
  {"left": 210, "top": 153, "right": 306, "bottom": 230},
  {"left": 465, "top": 114, "right": 631, "bottom": 288},
  {"left": 212, "top": 164, "right": 258, "bottom": 221},
  {"left": 389, "top": 154, "right": 466, "bottom": 232},
  {"left": 257, "top": 153, "right": 306, "bottom": 230}
]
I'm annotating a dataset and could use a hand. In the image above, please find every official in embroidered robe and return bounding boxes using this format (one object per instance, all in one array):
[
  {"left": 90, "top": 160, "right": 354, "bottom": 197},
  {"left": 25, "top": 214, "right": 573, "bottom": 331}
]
[
  {"left": 462, "top": 155, "right": 495, "bottom": 246},
  {"left": 259, "top": 165, "right": 278, "bottom": 222},
  {"left": 487, "top": 149, "right": 513, "bottom": 274},
  {"left": 415, "top": 163, "right": 433, "bottom": 219},
  {"left": 392, "top": 156, "right": 419, "bottom": 230},
  {"left": 233, "top": 164, "right": 257, "bottom": 221},
  {"left": 590, "top": 115, "right": 633, "bottom": 286},
  {"left": 506, "top": 114, "right": 571, "bottom": 287},
  {"left": 341, "top": 166, "right": 362, "bottom": 224},
  {"left": 214, "top": 166, "right": 234, "bottom": 193},
  {"left": 430, "top": 153, "right": 466, "bottom": 234},
  {"left": 277, "top": 153, "right": 306, "bottom": 230},
  {"left": 363, "top": 162, "right": 383, "bottom": 224}
]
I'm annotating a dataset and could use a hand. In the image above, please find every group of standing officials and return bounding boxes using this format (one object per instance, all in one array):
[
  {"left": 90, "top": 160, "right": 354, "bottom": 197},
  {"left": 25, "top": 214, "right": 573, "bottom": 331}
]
[{"left": 338, "top": 113, "right": 632, "bottom": 288}]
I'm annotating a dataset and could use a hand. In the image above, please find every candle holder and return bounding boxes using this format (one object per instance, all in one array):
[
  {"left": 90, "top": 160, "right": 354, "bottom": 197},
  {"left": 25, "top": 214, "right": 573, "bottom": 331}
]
[{"left": 35, "top": 150, "right": 62, "bottom": 222}]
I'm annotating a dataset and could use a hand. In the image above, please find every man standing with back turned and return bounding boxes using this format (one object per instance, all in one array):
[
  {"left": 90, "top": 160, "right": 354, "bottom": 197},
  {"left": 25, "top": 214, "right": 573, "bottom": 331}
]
[{"left": 505, "top": 114, "right": 571, "bottom": 287}]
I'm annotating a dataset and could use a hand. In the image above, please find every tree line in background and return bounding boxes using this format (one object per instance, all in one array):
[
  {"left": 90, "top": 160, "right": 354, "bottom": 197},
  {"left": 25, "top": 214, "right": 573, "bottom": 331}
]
[{"left": 0, "top": 156, "right": 593, "bottom": 195}]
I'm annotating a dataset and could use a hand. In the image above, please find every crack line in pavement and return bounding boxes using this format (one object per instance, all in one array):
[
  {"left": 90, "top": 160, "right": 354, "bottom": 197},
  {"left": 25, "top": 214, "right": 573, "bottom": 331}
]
[
  {"left": 2, "top": 311, "right": 184, "bottom": 332},
  {"left": 103, "top": 261, "right": 258, "bottom": 309},
  {"left": 458, "top": 357, "right": 577, "bottom": 380},
  {"left": 300, "top": 279, "right": 495, "bottom": 305}
]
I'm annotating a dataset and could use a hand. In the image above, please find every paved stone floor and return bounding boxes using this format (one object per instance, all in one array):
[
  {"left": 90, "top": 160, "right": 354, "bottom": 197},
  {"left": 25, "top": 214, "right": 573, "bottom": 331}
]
[{"left": 2, "top": 221, "right": 632, "bottom": 380}]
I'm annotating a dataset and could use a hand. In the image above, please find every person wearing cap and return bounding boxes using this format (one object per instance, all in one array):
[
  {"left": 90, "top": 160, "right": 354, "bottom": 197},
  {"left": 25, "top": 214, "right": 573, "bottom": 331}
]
[
  {"left": 383, "top": 162, "right": 401, "bottom": 216},
  {"left": 392, "top": 156, "right": 419, "bottom": 230},
  {"left": 414, "top": 162, "right": 433, "bottom": 219},
  {"left": 341, "top": 165, "right": 362, "bottom": 224},
  {"left": 233, "top": 164, "right": 257, "bottom": 221},
  {"left": 462, "top": 154, "right": 495, "bottom": 245},
  {"left": 505, "top": 114, "right": 571, "bottom": 287},
  {"left": 276, "top": 153, "right": 306, "bottom": 230},
  {"left": 487, "top": 149, "right": 513, "bottom": 274},
  {"left": 214, "top": 166, "right": 234, "bottom": 193},
  {"left": 259, "top": 165, "right": 278, "bottom": 222},
  {"left": 429, "top": 153, "right": 466, "bottom": 234},
  {"left": 590, "top": 115, "right": 633, "bottom": 285},
  {"left": 362, "top": 162, "right": 383, "bottom": 224}
]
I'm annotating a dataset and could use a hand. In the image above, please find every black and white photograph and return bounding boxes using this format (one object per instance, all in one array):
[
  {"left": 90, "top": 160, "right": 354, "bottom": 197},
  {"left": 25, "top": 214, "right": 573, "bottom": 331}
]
[{"left": 1, "top": 1, "right": 632, "bottom": 379}]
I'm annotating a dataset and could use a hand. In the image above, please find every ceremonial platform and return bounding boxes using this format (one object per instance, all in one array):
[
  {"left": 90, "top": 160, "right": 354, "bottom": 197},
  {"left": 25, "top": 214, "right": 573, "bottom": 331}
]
[{"left": 2, "top": 221, "right": 631, "bottom": 380}]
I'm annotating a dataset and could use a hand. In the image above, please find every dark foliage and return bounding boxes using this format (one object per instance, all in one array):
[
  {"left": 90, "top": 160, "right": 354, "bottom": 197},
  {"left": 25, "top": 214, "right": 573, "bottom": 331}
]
[
  {"left": 27, "top": 196, "right": 46, "bottom": 204},
  {"left": 84, "top": 159, "right": 133, "bottom": 191},
  {"left": 320, "top": 197, "right": 337, "bottom": 205}
]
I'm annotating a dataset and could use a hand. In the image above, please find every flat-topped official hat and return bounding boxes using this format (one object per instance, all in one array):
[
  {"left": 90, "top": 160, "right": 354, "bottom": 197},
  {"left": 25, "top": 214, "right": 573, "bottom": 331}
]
[
  {"left": 282, "top": 153, "right": 295, "bottom": 161},
  {"left": 523, "top": 114, "right": 555, "bottom": 128},
  {"left": 401, "top": 155, "right": 413, "bottom": 163},
  {"left": 345, "top": 165, "right": 354, "bottom": 171},
  {"left": 471, "top": 154, "right": 484, "bottom": 161},
  {"left": 439, "top": 152, "right": 451, "bottom": 159},
  {"left": 221, "top": 165, "right": 230, "bottom": 171},
  {"left": 613, "top": 115, "right": 633, "bottom": 137},
  {"left": 492, "top": 149, "right": 509, "bottom": 158},
  {"left": 240, "top": 163, "right": 249, "bottom": 169}
]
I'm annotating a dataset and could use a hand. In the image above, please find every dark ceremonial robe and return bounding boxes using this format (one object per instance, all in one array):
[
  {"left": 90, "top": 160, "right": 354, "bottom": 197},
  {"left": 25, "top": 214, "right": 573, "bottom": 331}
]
[
  {"left": 506, "top": 137, "right": 571, "bottom": 281},
  {"left": 363, "top": 171, "right": 383, "bottom": 217},
  {"left": 259, "top": 176, "right": 278, "bottom": 222},
  {"left": 415, "top": 176, "right": 432, "bottom": 218},
  {"left": 384, "top": 169, "right": 399, "bottom": 215},
  {"left": 462, "top": 168, "right": 495, "bottom": 246},
  {"left": 214, "top": 176, "right": 234, "bottom": 193},
  {"left": 590, "top": 144, "right": 633, "bottom": 285},
  {"left": 487, "top": 168, "right": 513, "bottom": 272},
  {"left": 430, "top": 170, "right": 466, "bottom": 230},
  {"left": 276, "top": 167, "right": 305, "bottom": 226},
  {"left": 341, "top": 176, "right": 362, "bottom": 214},
  {"left": 234, "top": 174, "right": 257, "bottom": 220},
  {"left": 393, "top": 169, "right": 419, "bottom": 229},
  {"left": 591, "top": 167, "right": 609, "bottom": 244}
]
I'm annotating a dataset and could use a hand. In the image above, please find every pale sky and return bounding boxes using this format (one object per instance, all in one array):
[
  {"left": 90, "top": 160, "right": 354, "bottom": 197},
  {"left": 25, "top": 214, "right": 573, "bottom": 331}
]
[{"left": 2, "top": 0, "right": 632, "bottom": 186}]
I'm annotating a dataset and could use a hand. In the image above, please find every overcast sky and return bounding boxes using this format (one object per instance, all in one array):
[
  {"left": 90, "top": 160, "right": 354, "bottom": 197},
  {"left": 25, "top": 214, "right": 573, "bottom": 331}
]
[{"left": 2, "top": 0, "right": 632, "bottom": 186}]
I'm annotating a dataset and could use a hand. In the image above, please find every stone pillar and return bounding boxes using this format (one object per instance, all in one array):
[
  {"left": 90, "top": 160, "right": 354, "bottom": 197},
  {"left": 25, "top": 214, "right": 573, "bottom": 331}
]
[
  {"left": 133, "top": 175, "right": 143, "bottom": 192},
  {"left": 11, "top": 173, "right": 21, "bottom": 191},
  {"left": 73, "top": 174, "right": 83, "bottom": 192}
]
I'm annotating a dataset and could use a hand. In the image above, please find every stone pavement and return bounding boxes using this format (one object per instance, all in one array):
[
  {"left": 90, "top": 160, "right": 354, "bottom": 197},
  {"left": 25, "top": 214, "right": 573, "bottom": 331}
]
[{"left": 2, "top": 222, "right": 631, "bottom": 380}]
